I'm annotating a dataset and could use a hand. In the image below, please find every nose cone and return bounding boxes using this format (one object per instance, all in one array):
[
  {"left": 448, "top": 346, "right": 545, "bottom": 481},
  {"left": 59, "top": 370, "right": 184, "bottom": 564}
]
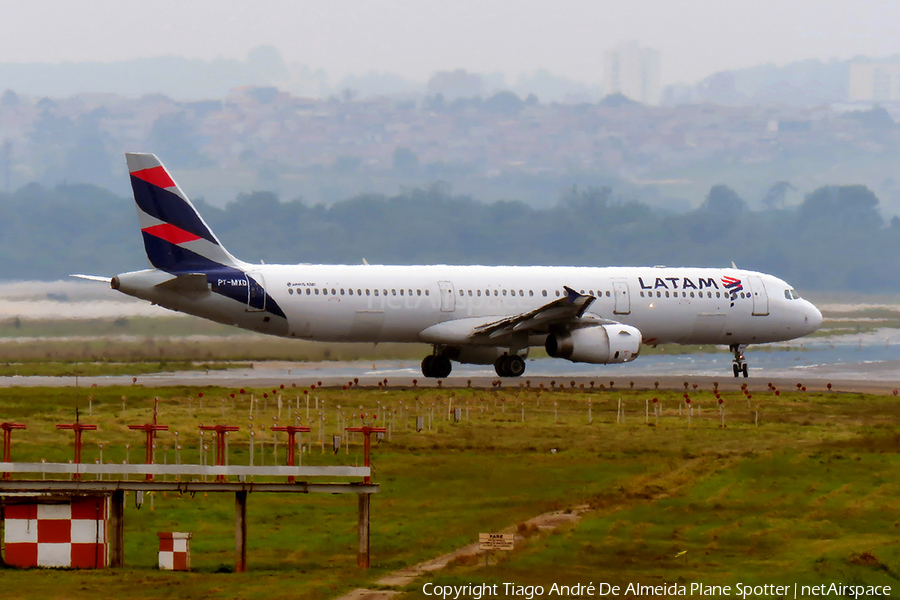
[{"left": 803, "top": 301, "right": 823, "bottom": 334}]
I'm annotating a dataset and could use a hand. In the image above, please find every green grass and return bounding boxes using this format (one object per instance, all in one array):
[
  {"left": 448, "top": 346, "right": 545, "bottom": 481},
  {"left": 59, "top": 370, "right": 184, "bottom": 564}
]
[
  {"left": 0, "top": 361, "right": 249, "bottom": 377},
  {"left": 0, "top": 384, "right": 899, "bottom": 599}
]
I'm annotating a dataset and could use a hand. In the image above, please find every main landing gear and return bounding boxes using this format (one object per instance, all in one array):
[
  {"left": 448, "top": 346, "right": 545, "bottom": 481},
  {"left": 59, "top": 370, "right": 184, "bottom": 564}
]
[
  {"left": 494, "top": 354, "right": 526, "bottom": 378},
  {"left": 730, "top": 343, "right": 749, "bottom": 378},
  {"left": 421, "top": 354, "right": 452, "bottom": 378}
]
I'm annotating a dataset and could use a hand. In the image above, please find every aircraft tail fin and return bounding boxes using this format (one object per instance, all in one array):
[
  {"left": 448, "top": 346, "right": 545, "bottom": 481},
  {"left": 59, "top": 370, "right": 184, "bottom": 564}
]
[{"left": 126, "top": 153, "right": 240, "bottom": 272}]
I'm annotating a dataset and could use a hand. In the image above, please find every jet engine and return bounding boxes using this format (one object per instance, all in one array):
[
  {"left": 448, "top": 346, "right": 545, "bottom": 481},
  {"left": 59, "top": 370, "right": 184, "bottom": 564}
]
[{"left": 545, "top": 324, "right": 642, "bottom": 364}]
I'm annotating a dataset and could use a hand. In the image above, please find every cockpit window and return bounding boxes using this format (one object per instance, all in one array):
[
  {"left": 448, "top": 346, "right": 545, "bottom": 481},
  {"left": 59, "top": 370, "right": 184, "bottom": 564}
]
[{"left": 784, "top": 289, "right": 800, "bottom": 300}]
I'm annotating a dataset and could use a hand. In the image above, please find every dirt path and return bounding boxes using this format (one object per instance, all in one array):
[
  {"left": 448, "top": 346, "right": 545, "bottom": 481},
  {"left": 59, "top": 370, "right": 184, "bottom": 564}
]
[
  {"left": 333, "top": 454, "right": 733, "bottom": 600},
  {"left": 333, "top": 506, "right": 590, "bottom": 600}
]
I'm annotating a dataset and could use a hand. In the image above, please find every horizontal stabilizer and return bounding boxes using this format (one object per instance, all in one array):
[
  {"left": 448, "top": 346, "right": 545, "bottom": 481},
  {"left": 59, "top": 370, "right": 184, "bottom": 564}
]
[
  {"left": 70, "top": 274, "right": 113, "bottom": 283},
  {"left": 154, "top": 273, "right": 210, "bottom": 294}
]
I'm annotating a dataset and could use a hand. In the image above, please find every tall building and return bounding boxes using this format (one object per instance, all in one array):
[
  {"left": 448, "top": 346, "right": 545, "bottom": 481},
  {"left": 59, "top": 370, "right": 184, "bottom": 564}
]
[
  {"left": 848, "top": 62, "right": 900, "bottom": 102},
  {"left": 604, "top": 42, "right": 661, "bottom": 105}
]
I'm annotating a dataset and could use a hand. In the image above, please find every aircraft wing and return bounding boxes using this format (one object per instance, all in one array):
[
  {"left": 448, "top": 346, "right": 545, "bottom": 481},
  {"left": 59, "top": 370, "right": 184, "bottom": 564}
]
[{"left": 419, "top": 286, "right": 599, "bottom": 344}]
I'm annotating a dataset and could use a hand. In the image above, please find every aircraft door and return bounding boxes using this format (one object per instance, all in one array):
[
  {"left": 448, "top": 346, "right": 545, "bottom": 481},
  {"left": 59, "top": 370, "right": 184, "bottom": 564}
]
[
  {"left": 747, "top": 276, "right": 770, "bottom": 316},
  {"left": 438, "top": 281, "right": 456, "bottom": 312},
  {"left": 247, "top": 272, "right": 267, "bottom": 312},
  {"left": 613, "top": 281, "right": 631, "bottom": 315}
]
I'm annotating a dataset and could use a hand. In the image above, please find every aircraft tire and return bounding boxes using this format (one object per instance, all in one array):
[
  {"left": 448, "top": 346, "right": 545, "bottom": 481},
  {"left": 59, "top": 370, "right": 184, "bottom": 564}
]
[
  {"left": 507, "top": 355, "right": 526, "bottom": 377},
  {"left": 421, "top": 355, "right": 435, "bottom": 377},
  {"left": 742, "top": 363, "right": 749, "bottom": 378},
  {"left": 494, "top": 355, "right": 509, "bottom": 377},
  {"left": 494, "top": 355, "right": 526, "bottom": 377},
  {"left": 433, "top": 355, "right": 452, "bottom": 378},
  {"left": 732, "top": 364, "right": 740, "bottom": 378}
]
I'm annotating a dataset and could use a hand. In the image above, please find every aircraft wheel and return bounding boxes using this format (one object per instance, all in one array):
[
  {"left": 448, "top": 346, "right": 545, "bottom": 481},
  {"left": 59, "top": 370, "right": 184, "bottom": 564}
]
[
  {"left": 507, "top": 355, "right": 526, "bottom": 377},
  {"left": 732, "top": 364, "right": 740, "bottom": 378},
  {"left": 494, "top": 355, "right": 509, "bottom": 377},
  {"left": 421, "top": 355, "right": 435, "bottom": 378},
  {"left": 742, "top": 363, "right": 749, "bottom": 378},
  {"left": 433, "top": 355, "right": 452, "bottom": 378}
]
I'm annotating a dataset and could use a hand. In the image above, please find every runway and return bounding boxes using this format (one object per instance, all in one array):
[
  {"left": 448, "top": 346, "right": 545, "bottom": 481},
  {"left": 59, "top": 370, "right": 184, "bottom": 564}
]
[{"left": 2, "top": 343, "right": 899, "bottom": 394}]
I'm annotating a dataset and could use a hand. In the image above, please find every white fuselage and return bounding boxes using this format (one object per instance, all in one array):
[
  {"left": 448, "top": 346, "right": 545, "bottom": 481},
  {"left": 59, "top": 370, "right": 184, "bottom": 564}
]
[{"left": 117, "top": 264, "right": 821, "bottom": 349}]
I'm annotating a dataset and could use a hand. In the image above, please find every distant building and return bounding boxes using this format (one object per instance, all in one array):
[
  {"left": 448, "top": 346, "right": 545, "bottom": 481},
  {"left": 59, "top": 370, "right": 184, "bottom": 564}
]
[
  {"left": 604, "top": 42, "right": 661, "bottom": 105},
  {"left": 849, "top": 62, "right": 900, "bottom": 102}
]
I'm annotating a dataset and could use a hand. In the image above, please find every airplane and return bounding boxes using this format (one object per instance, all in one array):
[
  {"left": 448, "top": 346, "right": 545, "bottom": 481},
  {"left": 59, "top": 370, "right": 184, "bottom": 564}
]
[{"left": 76, "top": 153, "right": 823, "bottom": 379}]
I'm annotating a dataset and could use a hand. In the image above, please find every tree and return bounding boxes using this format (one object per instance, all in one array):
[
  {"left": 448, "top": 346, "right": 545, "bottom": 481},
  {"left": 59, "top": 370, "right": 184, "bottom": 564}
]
[
  {"left": 798, "top": 185, "right": 883, "bottom": 229},
  {"left": 700, "top": 185, "right": 746, "bottom": 219},
  {"left": 484, "top": 91, "right": 524, "bottom": 115}
]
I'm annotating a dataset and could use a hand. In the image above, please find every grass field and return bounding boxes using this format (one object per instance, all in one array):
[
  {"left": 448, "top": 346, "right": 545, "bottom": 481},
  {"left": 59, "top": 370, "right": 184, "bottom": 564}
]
[{"left": 0, "top": 382, "right": 898, "bottom": 599}]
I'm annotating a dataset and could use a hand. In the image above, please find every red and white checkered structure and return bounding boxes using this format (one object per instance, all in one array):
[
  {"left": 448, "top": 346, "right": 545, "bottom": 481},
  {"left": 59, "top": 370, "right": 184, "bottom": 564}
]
[
  {"left": 3, "top": 496, "right": 108, "bottom": 568},
  {"left": 157, "top": 532, "right": 192, "bottom": 570}
]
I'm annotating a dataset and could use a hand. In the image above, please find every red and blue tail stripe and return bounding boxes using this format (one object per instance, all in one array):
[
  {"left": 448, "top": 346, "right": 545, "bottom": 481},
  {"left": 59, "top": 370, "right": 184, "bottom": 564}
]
[{"left": 125, "top": 153, "right": 285, "bottom": 319}]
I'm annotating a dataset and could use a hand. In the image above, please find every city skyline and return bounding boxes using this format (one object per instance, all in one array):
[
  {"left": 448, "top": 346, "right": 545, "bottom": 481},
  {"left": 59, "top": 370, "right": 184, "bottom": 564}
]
[{"left": 1, "top": 0, "right": 899, "bottom": 88}]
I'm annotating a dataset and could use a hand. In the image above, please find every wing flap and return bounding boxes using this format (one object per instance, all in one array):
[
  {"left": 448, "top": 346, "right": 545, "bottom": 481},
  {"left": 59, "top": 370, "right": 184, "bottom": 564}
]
[{"left": 419, "top": 286, "right": 600, "bottom": 344}]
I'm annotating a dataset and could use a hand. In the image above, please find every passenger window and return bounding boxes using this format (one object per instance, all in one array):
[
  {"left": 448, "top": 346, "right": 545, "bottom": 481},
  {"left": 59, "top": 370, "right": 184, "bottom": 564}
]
[
  {"left": 519, "top": 290, "right": 524, "bottom": 296},
  {"left": 690, "top": 292, "right": 694, "bottom": 298},
  {"left": 383, "top": 289, "right": 388, "bottom": 296},
  {"left": 580, "top": 289, "right": 585, "bottom": 294},
  {"left": 348, "top": 289, "right": 353, "bottom": 296},
  {"left": 400, "top": 289, "right": 404, "bottom": 296},
  {"left": 358, "top": 289, "right": 362, "bottom": 296},
  {"left": 468, "top": 290, "right": 473, "bottom": 296},
  {"left": 477, "top": 290, "right": 482, "bottom": 297},
  {"left": 323, "top": 289, "right": 328, "bottom": 296},
  {"left": 494, "top": 290, "right": 499, "bottom": 296},
  {"left": 542, "top": 290, "right": 547, "bottom": 297},
  {"left": 640, "top": 291, "right": 644, "bottom": 297},
  {"left": 716, "top": 292, "right": 720, "bottom": 298},
  {"left": 459, "top": 290, "right": 464, "bottom": 297},
  {"left": 606, "top": 291, "right": 611, "bottom": 297},
  {"left": 331, "top": 288, "right": 336, "bottom": 295},
  {"left": 502, "top": 290, "right": 507, "bottom": 296},
  {"left": 306, "top": 289, "right": 311, "bottom": 295},
  {"left": 416, "top": 290, "right": 421, "bottom": 296},
  {"left": 366, "top": 289, "right": 370, "bottom": 296},
  {"left": 408, "top": 289, "right": 412, "bottom": 296},
  {"left": 425, "top": 290, "right": 430, "bottom": 296},
  {"left": 656, "top": 291, "right": 661, "bottom": 298},
  {"left": 665, "top": 291, "right": 670, "bottom": 298},
  {"left": 289, "top": 288, "right": 294, "bottom": 295},
  {"left": 315, "top": 289, "right": 320, "bottom": 295},
  {"left": 529, "top": 290, "right": 534, "bottom": 297},
  {"left": 340, "top": 289, "right": 345, "bottom": 295},
  {"left": 374, "top": 289, "right": 379, "bottom": 296},
  {"left": 392, "top": 289, "right": 396, "bottom": 296},
  {"left": 555, "top": 290, "right": 561, "bottom": 297}
]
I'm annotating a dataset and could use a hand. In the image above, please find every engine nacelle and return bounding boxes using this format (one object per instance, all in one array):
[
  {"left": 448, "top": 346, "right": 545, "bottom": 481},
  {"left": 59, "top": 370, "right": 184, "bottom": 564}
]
[{"left": 545, "top": 324, "right": 642, "bottom": 364}]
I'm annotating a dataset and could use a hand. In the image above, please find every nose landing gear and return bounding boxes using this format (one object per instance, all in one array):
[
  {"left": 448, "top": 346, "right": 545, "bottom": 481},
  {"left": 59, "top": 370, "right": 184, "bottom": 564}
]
[{"left": 731, "top": 344, "right": 749, "bottom": 378}]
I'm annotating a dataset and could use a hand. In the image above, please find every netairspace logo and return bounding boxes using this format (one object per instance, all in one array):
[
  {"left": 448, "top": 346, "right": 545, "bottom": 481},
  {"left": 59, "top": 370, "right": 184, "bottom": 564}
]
[{"left": 421, "top": 582, "right": 893, "bottom": 599}]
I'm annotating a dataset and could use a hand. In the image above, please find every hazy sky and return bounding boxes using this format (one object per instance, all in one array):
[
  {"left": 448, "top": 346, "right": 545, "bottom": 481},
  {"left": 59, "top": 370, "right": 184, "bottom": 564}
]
[{"left": 1, "top": 0, "right": 898, "bottom": 86}]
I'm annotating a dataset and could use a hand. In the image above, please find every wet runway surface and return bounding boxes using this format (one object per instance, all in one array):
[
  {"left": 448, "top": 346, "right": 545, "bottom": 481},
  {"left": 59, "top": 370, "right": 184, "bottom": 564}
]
[{"left": 3, "top": 339, "right": 899, "bottom": 394}]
